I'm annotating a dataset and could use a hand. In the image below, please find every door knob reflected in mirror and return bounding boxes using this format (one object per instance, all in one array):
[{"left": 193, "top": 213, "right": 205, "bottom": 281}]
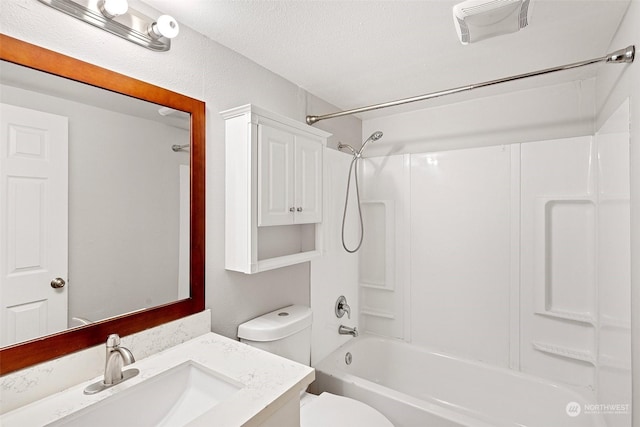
[{"left": 50, "top": 277, "right": 66, "bottom": 289}]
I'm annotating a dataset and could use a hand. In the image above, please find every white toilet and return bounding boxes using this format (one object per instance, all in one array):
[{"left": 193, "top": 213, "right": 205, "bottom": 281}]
[{"left": 237, "top": 305, "right": 393, "bottom": 427}]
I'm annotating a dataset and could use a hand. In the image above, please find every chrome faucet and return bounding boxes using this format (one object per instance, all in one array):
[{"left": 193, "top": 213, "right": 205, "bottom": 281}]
[
  {"left": 339, "top": 325, "right": 358, "bottom": 337},
  {"left": 84, "top": 334, "right": 139, "bottom": 394},
  {"left": 104, "top": 334, "right": 135, "bottom": 385}
]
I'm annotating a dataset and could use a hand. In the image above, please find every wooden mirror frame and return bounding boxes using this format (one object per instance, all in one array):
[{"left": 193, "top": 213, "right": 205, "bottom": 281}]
[{"left": 0, "top": 34, "right": 205, "bottom": 375}]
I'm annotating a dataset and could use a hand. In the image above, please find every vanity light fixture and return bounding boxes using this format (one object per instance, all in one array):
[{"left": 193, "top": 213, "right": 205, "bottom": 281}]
[
  {"left": 98, "top": 0, "right": 128, "bottom": 19},
  {"left": 149, "top": 15, "right": 180, "bottom": 40},
  {"left": 37, "top": 0, "right": 179, "bottom": 51}
]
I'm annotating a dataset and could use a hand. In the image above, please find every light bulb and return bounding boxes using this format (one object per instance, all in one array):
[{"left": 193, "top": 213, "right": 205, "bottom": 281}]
[
  {"left": 149, "top": 15, "right": 180, "bottom": 39},
  {"left": 99, "top": 0, "right": 129, "bottom": 18}
]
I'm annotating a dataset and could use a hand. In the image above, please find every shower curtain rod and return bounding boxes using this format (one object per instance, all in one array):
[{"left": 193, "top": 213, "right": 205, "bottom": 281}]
[{"left": 305, "top": 45, "right": 635, "bottom": 125}]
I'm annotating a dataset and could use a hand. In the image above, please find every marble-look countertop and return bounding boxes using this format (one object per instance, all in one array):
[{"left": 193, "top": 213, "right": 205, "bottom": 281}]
[{"left": 1, "top": 332, "right": 315, "bottom": 427}]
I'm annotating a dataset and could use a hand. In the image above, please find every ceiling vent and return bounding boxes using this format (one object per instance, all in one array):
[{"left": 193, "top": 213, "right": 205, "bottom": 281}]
[{"left": 453, "top": 0, "right": 532, "bottom": 44}]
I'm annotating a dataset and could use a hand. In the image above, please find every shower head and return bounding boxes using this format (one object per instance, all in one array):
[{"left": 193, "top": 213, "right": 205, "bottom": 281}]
[
  {"left": 369, "top": 131, "right": 384, "bottom": 141},
  {"left": 358, "top": 131, "right": 384, "bottom": 155}
]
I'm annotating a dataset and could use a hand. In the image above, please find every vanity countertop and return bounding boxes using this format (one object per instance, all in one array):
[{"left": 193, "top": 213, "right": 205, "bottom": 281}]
[{"left": 1, "top": 332, "right": 315, "bottom": 427}]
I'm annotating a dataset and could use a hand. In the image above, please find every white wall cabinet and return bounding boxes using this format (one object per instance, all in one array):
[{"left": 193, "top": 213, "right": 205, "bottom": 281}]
[
  {"left": 258, "top": 123, "right": 323, "bottom": 226},
  {"left": 222, "top": 104, "right": 330, "bottom": 274}
]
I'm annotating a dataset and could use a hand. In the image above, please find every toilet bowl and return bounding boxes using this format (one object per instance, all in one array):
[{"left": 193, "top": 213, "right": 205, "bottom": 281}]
[
  {"left": 237, "top": 305, "right": 392, "bottom": 427},
  {"left": 300, "top": 391, "right": 393, "bottom": 427}
]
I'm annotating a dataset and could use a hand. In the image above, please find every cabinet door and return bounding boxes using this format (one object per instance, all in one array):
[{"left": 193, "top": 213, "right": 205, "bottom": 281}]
[
  {"left": 258, "top": 124, "right": 295, "bottom": 226},
  {"left": 294, "top": 135, "right": 323, "bottom": 224}
]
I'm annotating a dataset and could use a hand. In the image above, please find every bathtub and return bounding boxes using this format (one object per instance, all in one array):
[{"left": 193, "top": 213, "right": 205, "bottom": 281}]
[{"left": 313, "top": 334, "right": 606, "bottom": 427}]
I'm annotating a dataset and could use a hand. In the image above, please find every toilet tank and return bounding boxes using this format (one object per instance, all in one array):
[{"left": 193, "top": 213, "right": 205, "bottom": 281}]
[{"left": 237, "top": 305, "right": 312, "bottom": 366}]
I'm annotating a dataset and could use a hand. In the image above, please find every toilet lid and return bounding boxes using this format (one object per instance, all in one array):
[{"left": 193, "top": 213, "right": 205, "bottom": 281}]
[{"left": 300, "top": 392, "right": 394, "bottom": 427}]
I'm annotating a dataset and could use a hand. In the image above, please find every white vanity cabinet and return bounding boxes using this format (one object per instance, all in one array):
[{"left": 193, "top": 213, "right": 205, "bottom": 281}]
[{"left": 222, "top": 104, "right": 330, "bottom": 274}]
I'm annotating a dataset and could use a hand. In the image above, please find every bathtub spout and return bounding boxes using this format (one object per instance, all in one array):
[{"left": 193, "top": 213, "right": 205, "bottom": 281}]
[{"left": 339, "top": 325, "right": 358, "bottom": 337}]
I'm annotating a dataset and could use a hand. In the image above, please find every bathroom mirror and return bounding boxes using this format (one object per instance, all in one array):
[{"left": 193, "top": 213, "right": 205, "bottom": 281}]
[
  {"left": 0, "top": 61, "right": 192, "bottom": 337},
  {"left": 0, "top": 34, "right": 205, "bottom": 374}
]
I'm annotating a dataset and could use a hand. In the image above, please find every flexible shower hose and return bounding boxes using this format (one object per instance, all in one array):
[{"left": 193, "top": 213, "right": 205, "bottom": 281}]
[{"left": 341, "top": 155, "right": 364, "bottom": 253}]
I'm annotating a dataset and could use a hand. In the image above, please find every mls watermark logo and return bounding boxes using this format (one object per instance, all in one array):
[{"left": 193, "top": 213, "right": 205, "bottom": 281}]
[
  {"left": 566, "top": 402, "right": 582, "bottom": 417},
  {"left": 566, "top": 401, "right": 630, "bottom": 417}
]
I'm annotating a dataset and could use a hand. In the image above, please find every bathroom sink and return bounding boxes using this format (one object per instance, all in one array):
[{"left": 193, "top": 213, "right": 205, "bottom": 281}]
[{"left": 48, "top": 361, "right": 243, "bottom": 427}]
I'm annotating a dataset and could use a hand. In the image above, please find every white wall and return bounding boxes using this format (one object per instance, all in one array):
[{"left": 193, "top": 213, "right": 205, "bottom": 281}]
[
  {"left": 595, "top": 1, "right": 639, "bottom": 425},
  {"left": 0, "top": 84, "right": 188, "bottom": 323},
  {"left": 0, "top": 0, "right": 361, "bottom": 341}
]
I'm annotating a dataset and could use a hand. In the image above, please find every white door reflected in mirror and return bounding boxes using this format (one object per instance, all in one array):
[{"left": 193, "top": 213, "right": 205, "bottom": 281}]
[{"left": 0, "top": 103, "right": 69, "bottom": 347}]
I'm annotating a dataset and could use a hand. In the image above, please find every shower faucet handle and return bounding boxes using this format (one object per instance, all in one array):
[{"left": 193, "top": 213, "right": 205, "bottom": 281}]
[{"left": 335, "top": 295, "right": 351, "bottom": 319}]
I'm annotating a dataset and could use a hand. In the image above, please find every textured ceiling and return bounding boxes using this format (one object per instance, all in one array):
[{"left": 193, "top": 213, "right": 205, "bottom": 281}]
[{"left": 142, "top": 0, "right": 630, "bottom": 119}]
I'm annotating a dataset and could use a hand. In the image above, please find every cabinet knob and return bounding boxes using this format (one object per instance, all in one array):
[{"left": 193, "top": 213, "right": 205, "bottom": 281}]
[
  {"left": 289, "top": 207, "right": 295, "bottom": 212},
  {"left": 296, "top": 207, "right": 303, "bottom": 212}
]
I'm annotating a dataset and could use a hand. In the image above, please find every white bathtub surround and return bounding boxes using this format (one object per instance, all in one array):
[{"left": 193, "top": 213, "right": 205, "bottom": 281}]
[
  {"left": 1, "top": 310, "right": 212, "bottom": 413},
  {"left": 315, "top": 334, "right": 607, "bottom": 427},
  {"left": 357, "top": 154, "right": 411, "bottom": 341},
  {"left": 1, "top": 331, "right": 314, "bottom": 427},
  {"left": 520, "top": 120, "right": 631, "bottom": 406},
  {"left": 353, "top": 122, "right": 631, "bottom": 401},
  {"left": 594, "top": 6, "right": 640, "bottom": 423},
  {"left": 358, "top": 146, "right": 513, "bottom": 364},
  {"left": 593, "top": 100, "right": 632, "bottom": 427},
  {"left": 309, "top": 148, "right": 360, "bottom": 365},
  {"left": 312, "top": 121, "right": 630, "bottom": 425}
]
